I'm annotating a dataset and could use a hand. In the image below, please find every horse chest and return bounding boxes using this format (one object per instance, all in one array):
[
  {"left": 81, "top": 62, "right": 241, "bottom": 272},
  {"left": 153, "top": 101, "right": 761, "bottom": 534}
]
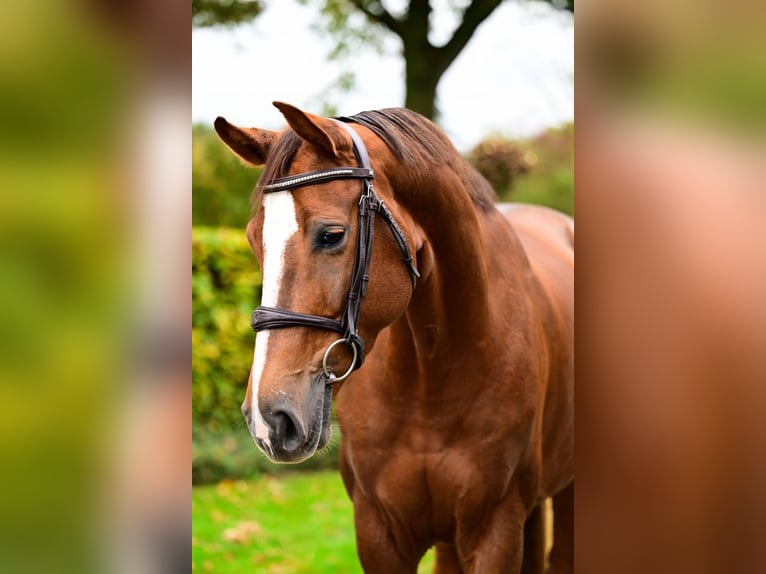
[{"left": 345, "top": 430, "right": 511, "bottom": 541}]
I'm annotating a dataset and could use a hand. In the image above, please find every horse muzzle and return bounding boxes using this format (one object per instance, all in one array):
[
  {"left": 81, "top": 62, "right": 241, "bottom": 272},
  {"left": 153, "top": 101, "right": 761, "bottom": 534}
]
[{"left": 242, "top": 377, "right": 333, "bottom": 463}]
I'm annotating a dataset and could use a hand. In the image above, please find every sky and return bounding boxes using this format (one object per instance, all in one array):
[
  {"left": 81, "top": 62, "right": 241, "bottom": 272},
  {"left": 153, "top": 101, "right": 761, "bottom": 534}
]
[{"left": 192, "top": 0, "right": 573, "bottom": 152}]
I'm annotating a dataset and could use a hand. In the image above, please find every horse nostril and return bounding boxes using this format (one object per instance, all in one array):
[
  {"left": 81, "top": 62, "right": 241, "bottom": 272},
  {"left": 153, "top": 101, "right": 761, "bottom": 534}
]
[{"left": 272, "top": 410, "right": 303, "bottom": 452}]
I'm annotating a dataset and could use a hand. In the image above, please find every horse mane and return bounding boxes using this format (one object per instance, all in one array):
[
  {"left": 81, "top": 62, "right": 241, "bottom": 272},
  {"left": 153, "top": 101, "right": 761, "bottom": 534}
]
[{"left": 254, "top": 108, "right": 496, "bottom": 212}]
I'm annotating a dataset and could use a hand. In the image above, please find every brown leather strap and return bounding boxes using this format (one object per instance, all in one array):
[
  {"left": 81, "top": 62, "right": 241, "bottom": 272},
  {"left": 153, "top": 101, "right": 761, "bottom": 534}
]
[
  {"left": 261, "top": 167, "right": 373, "bottom": 193},
  {"left": 251, "top": 307, "right": 343, "bottom": 333},
  {"left": 375, "top": 199, "right": 419, "bottom": 283}
]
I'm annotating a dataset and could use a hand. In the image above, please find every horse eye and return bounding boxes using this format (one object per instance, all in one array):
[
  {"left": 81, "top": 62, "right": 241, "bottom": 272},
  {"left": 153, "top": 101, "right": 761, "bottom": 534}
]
[{"left": 318, "top": 227, "right": 346, "bottom": 247}]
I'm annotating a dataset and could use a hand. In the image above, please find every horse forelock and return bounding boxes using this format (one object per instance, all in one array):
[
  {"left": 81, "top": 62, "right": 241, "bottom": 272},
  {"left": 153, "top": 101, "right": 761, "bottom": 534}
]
[{"left": 250, "top": 130, "right": 303, "bottom": 214}]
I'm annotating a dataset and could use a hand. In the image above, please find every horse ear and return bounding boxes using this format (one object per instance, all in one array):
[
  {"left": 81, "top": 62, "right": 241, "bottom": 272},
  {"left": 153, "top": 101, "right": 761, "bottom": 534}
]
[
  {"left": 214, "top": 116, "right": 278, "bottom": 166},
  {"left": 272, "top": 101, "right": 342, "bottom": 159}
]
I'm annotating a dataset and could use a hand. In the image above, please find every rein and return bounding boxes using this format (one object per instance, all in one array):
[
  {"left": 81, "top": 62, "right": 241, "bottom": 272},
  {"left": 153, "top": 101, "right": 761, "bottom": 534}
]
[{"left": 251, "top": 120, "right": 420, "bottom": 383}]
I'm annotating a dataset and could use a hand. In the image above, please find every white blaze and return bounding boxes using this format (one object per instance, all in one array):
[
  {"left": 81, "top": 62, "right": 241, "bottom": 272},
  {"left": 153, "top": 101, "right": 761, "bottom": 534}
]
[{"left": 251, "top": 191, "right": 299, "bottom": 444}]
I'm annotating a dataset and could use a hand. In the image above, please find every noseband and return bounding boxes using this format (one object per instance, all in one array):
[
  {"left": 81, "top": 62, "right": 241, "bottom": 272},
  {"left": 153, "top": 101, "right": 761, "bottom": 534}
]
[{"left": 251, "top": 120, "right": 420, "bottom": 383}]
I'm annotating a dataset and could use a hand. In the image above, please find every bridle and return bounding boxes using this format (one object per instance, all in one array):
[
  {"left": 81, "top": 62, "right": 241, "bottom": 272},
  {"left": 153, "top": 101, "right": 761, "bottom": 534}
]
[{"left": 251, "top": 119, "right": 420, "bottom": 383}]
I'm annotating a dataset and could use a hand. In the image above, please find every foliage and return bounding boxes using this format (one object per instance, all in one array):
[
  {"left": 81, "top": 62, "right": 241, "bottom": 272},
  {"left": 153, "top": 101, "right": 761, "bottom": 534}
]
[
  {"left": 482, "top": 123, "right": 574, "bottom": 216},
  {"left": 466, "top": 136, "right": 531, "bottom": 192},
  {"left": 193, "top": 123, "right": 261, "bottom": 227},
  {"left": 193, "top": 472, "right": 436, "bottom": 572},
  {"left": 192, "top": 226, "right": 261, "bottom": 435},
  {"left": 511, "top": 167, "right": 574, "bottom": 217},
  {"left": 192, "top": 0, "right": 264, "bottom": 28},
  {"left": 306, "top": 0, "right": 511, "bottom": 118},
  {"left": 547, "top": 0, "right": 574, "bottom": 10}
]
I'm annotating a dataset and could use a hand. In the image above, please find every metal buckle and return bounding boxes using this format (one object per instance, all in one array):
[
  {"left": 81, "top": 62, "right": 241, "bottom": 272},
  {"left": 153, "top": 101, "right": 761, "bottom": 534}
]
[{"left": 322, "top": 337, "right": 358, "bottom": 382}]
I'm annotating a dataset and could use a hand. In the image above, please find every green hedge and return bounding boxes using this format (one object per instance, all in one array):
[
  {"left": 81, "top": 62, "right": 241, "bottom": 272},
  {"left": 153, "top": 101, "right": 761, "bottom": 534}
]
[
  {"left": 192, "top": 124, "right": 263, "bottom": 227},
  {"left": 192, "top": 226, "right": 261, "bottom": 435}
]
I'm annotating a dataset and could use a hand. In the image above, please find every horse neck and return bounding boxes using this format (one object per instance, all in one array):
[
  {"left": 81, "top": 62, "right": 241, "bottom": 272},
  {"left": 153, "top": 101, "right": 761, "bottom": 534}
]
[{"left": 388, "top": 167, "right": 527, "bottom": 366}]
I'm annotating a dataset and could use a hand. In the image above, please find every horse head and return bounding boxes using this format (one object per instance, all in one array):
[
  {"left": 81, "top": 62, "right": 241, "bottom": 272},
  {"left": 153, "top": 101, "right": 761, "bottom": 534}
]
[{"left": 215, "top": 102, "right": 420, "bottom": 462}]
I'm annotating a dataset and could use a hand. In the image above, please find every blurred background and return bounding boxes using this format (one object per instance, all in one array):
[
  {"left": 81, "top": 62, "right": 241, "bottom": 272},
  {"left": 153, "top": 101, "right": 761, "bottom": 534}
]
[
  {"left": 0, "top": 0, "right": 190, "bottom": 572},
  {"left": 192, "top": 1, "right": 572, "bottom": 571},
  {"left": 577, "top": 1, "right": 766, "bottom": 573}
]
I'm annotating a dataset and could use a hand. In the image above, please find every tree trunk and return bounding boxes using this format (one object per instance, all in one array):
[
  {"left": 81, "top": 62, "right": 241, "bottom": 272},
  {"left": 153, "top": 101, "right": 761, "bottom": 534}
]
[
  {"left": 400, "top": 0, "right": 442, "bottom": 119},
  {"left": 403, "top": 48, "right": 442, "bottom": 119},
  {"left": 394, "top": 0, "right": 507, "bottom": 119}
]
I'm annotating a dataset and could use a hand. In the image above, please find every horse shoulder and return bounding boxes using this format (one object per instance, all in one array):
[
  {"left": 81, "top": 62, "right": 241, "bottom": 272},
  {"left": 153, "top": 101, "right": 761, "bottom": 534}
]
[
  {"left": 497, "top": 203, "right": 573, "bottom": 329},
  {"left": 497, "top": 202, "right": 575, "bottom": 494}
]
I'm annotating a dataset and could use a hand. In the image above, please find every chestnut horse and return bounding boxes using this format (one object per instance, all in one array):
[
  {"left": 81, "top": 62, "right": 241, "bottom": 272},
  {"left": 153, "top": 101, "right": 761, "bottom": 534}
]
[{"left": 214, "top": 102, "right": 573, "bottom": 573}]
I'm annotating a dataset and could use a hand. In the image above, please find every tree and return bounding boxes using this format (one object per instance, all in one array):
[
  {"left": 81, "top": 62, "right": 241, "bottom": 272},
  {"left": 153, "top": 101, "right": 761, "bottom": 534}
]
[
  {"left": 193, "top": 0, "right": 573, "bottom": 119},
  {"left": 192, "top": 0, "right": 263, "bottom": 28}
]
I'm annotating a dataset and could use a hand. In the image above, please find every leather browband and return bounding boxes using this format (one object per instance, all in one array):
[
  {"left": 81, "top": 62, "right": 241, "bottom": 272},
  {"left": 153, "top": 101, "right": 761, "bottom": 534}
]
[{"left": 260, "top": 167, "right": 373, "bottom": 193}]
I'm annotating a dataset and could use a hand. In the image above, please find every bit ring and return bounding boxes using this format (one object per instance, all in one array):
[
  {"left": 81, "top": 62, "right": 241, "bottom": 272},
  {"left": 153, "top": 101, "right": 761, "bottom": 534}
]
[{"left": 322, "top": 338, "right": 358, "bottom": 382}]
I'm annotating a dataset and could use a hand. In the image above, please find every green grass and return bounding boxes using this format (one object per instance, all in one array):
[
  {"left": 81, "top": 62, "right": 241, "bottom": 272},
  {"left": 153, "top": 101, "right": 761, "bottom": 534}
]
[{"left": 193, "top": 470, "right": 435, "bottom": 573}]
